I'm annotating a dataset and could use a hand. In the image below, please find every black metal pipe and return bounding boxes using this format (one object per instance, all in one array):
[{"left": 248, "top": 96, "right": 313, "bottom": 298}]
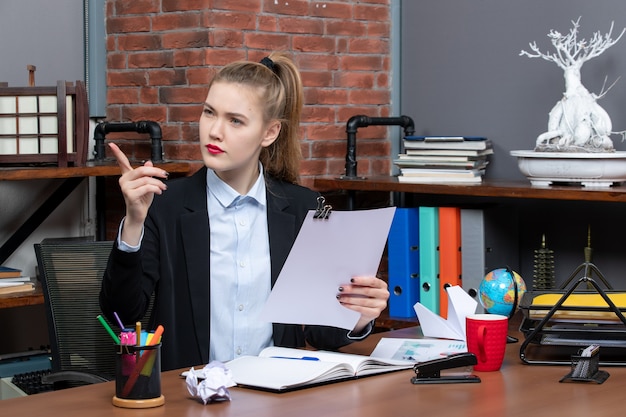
[
  {"left": 343, "top": 115, "right": 415, "bottom": 179},
  {"left": 93, "top": 120, "right": 164, "bottom": 162}
]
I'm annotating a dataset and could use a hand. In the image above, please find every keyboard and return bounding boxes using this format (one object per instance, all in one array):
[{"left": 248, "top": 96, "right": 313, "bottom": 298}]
[{"left": 11, "top": 369, "right": 54, "bottom": 395}]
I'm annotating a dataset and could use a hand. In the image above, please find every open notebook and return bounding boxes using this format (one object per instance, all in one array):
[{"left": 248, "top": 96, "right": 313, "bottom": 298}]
[{"left": 222, "top": 346, "right": 413, "bottom": 392}]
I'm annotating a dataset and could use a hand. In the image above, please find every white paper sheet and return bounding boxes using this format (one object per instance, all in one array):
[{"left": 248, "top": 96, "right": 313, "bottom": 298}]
[
  {"left": 413, "top": 285, "right": 477, "bottom": 340},
  {"left": 370, "top": 338, "right": 467, "bottom": 363},
  {"left": 259, "top": 207, "right": 396, "bottom": 330}
]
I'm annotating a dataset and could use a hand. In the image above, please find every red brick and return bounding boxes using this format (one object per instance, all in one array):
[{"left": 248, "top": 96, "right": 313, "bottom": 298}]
[
  {"left": 205, "top": 49, "right": 247, "bottom": 66},
  {"left": 348, "top": 89, "right": 390, "bottom": 105},
  {"left": 152, "top": 13, "right": 202, "bottom": 31},
  {"left": 161, "top": 0, "right": 210, "bottom": 12},
  {"left": 107, "top": 16, "right": 151, "bottom": 33},
  {"left": 326, "top": 20, "right": 368, "bottom": 37},
  {"left": 108, "top": 71, "right": 148, "bottom": 87},
  {"left": 279, "top": 17, "right": 324, "bottom": 35},
  {"left": 208, "top": 11, "right": 256, "bottom": 30},
  {"left": 348, "top": 37, "right": 388, "bottom": 54},
  {"left": 300, "top": 71, "right": 333, "bottom": 88},
  {"left": 169, "top": 105, "right": 204, "bottom": 123},
  {"left": 117, "top": 34, "right": 162, "bottom": 51},
  {"left": 340, "top": 55, "right": 384, "bottom": 71},
  {"left": 212, "top": 0, "right": 261, "bottom": 12},
  {"left": 160, "top": 87, "right": 206, "bottom": 104},
  {"left": 297, "top": 54, "right": 339, "bottom": 71},
  {"left": 128, "top": 51, "right": 175, "bottom": 68},
  {"left": 162, "top": 31, "right": 210, "bottom": 49},
  {"left": 212, "top": 30, "right": 245, "bottom": 48},
  {"left": 335, "top": 72, "right": 375, "bottom": 89},
  {"left": 292, "top": 36, "right": 335, "bottom": 53},
  {"left": 263, "top": 0, "right": 309, "bottom": 16},
  {"left": 173, "top": 50, "right": 206, "bottom": 67},
  {"left": 307, "top": 2, "right": 352, "bottom": 19},
  {"left": 244, "top": 33, "right": 290, "bottom": 50},
  {"left": 354, "top": 4, "right": 389, "bottom": 22},
  {"left": 113, "top": 0, "right": 159, "bottom": 15},
  {"left": 305, "top": 88, "right": 349, "bottom": 106},
  {"left": 107, "top": 87, "right": 140, "bottom": 104},
  {"left": 140, "top": 87, "right": 159, "bottom": 104},
  {"left": 148, "top": 69, "right": 187, "bottom": 86},
  {"left": 301, "top": 106, "right": 336, "bottom": 124},
  {"left": 122, "top": 106, "right": 167, "bottom": 122}
]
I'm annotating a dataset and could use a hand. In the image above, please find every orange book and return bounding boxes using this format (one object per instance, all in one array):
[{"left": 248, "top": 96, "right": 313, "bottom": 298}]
[{"left": 438, "top": 207, "right": 462, "bottom": 318}]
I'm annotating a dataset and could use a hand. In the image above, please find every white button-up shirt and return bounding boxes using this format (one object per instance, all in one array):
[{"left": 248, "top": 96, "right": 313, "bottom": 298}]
[{"left": 206, "top": 168, "right": 273, "bottom": 362}]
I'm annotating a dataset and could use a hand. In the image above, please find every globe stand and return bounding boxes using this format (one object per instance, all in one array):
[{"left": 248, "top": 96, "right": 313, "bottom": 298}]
[{"left": 506, "top": 269, "right": 520, "bottom": 344}]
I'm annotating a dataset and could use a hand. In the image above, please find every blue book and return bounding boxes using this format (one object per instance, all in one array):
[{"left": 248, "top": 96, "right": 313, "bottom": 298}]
[
  {"left": 418, "top": 206, "right": 439, "bottom": 314},
  {"left": 387, "top": 208, "right": 420, "bottom": 318}
]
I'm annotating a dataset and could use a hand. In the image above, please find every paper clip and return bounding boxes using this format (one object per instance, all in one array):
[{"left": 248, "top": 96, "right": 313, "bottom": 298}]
[{"left": 313, "top": 196, "right": 332, "bottom": 220}]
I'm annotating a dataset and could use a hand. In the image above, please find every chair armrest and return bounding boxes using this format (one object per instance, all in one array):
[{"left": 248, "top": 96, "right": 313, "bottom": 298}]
[{"left": 42, "top": 370, "right": 111, "bottom": 385}]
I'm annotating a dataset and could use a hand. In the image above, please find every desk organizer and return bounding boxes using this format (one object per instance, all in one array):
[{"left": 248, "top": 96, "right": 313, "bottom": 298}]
[
  {"left": 518, "top": 275, "right": 626, "bottom": 366},
  {"left": 0, "top": 80, "right": 89, "bottom": 167},
  {"left": 560, "top": 349, "right": 610, "bottom": 383}
]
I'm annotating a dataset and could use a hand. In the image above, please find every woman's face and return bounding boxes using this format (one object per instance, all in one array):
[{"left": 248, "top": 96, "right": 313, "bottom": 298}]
[{"left": 199, "top": 81, "right": 279, "bottom": 191}]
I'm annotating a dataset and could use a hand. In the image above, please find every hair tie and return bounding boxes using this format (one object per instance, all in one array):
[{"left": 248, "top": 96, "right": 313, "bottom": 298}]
[{"left": 260, "top": 56, "right": 277, "bottom": 73}]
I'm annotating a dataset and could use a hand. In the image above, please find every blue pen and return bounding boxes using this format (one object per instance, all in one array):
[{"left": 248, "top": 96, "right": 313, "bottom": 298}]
[{"left": 270, "top": 356, "right": 320, "bottom": 361}]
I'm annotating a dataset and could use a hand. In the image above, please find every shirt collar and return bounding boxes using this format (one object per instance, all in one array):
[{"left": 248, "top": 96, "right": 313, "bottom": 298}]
[{"left": 206, "top": 164, "right": 267, "bottom": 208}]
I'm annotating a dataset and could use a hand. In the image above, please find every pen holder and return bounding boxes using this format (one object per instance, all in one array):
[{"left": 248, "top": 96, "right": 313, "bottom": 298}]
[
  {"left": 559, "top": 350, "right": 609, "bottom": 384},
  {"left": 112, "top": 343, "right": 165, "bottom": 408}
]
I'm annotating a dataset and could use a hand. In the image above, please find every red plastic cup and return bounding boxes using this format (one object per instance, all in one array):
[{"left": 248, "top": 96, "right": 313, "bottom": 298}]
[{"left": 465, "top": 313, "right": 508, "bottom": 371}]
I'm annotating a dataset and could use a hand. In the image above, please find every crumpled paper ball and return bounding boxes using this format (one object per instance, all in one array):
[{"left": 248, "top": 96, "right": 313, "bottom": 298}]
[{"left": 185, "top": 361, "right": 236, "bottom": 404}]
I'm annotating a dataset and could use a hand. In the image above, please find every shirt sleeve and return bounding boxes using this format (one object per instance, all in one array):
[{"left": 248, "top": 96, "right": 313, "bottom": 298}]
[{"left": 116, "top": 217, "right": 144, "bottom": 253}]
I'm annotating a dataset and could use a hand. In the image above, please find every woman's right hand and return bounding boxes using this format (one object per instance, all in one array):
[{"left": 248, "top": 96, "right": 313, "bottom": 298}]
[{"left": 109, "top": 143, "right": 169, "bottom": 245}]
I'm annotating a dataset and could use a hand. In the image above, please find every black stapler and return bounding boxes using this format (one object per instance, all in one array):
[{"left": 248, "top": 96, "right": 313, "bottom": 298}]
[{"left": 411, "top": 352, "right": 481, "bottom": 384}]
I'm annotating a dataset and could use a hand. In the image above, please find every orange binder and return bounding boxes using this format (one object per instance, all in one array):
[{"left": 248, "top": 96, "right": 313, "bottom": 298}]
[{"left": 438, "top": 207, "right": 462, "bottom": 318}]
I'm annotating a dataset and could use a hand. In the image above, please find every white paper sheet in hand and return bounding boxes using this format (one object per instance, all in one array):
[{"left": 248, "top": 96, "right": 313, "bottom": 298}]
[
  {"left": 413, "top": 285, "right": 477, "bottom": 340},
  {"left": 259, "top": 207, "right": 396, "bottom": 330}
]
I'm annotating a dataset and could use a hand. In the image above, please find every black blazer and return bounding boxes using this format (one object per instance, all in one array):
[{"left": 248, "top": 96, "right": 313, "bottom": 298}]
[{"left": 100, "top": 167, "right": 354, "bottom": 371}]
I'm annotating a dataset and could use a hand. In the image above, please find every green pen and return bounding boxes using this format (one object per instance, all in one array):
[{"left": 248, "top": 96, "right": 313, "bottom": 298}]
[{"left": 97, "top": 314, "right": 121, "bottom": 344}]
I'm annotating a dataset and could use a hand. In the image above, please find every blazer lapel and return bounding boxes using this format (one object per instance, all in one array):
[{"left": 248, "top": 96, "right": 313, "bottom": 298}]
[
  {"left": 180, "top": 168, "right": 211, "bottom": 363},
  {"left": 266, "top": 179, "right": 298, "bottom": 344}
]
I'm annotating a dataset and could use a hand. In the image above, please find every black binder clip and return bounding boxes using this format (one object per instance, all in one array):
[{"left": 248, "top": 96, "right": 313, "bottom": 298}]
[
  {"left": 313, "top": 196, "right": 332, "bottom": 220},
  {"left": 411, "top": 353, "right": 481, "bottom": 385}
]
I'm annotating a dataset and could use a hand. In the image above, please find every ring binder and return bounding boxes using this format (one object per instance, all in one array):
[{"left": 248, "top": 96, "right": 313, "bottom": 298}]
[{"left": 313, "top": 196, "right": 332, "bottom": 220}]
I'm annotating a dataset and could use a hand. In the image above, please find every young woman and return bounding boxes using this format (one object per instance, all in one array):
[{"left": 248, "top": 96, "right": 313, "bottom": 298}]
[{"left": 99, "top": 52, "right": 389, "bottom": 371}]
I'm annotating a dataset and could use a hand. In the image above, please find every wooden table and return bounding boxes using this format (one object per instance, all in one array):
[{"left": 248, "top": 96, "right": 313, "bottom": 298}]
[{"left": 2, "top": 324, "right": 625, "bottom": 416}]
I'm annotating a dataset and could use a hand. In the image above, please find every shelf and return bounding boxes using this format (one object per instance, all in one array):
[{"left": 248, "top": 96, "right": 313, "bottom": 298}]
[
  {"left": 0, "top": 160, "right": 194, "bottom": 181},
  {"left": 0, "top": 282, "right": 43, "bottom": 309},
  {"left": 314, "top": 176, "right": 626, "bottom": 204}
]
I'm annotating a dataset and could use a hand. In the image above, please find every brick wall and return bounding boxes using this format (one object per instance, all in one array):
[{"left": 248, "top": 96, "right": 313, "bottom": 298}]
[{"left": 104, "top": 0, "right": 393, "bottom": 190}]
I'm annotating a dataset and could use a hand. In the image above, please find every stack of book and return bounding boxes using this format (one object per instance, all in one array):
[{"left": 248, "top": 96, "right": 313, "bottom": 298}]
[
  {"left": 394, "top": 136, "right": 493, "bottom": 183},
  {"left": 0, "top": 266, "right": 35, "bottom": 296}
]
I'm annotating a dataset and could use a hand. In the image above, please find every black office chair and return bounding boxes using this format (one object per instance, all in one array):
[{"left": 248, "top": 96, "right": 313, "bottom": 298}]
[{"left": 35, "top": 237, "right": 153, "bottom": 389}]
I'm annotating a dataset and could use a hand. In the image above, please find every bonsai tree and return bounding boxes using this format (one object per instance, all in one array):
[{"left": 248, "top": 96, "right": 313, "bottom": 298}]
[{"left": 520, "top": 18, "right": 626, "bottom": 152}]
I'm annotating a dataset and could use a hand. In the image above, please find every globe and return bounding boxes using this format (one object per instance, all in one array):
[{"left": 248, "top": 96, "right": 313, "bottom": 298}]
[{"left": 479, "top": 268, "right": 527, "bottom": 317}]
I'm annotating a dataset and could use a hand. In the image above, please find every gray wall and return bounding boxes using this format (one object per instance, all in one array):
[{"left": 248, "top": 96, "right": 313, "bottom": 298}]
[
  {"left": 399, "top": 1, "right": 626, "bottom": 288},
  {"left": 0, "top": 0, "right": 87, "bottom": 357},
  {"left": 400, "top": 1, "right": 626, "bottom": 181},
  {"left": 0, "top": 0, "right": 84, "bottom": 86}
]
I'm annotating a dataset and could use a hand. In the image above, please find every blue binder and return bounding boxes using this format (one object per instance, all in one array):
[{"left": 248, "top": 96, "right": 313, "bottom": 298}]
[
  {"left": 387, "top": 208, "right": 420, "bottom": 318},
  {"left": 419, "top": 206, "right": 439, "bottom": 314}
]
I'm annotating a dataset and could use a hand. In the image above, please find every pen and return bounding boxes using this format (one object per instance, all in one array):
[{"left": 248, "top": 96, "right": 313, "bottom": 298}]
[
  {"left": 96, "top": 314, "right": 120, "bottom": 344},
  {"left": 270, "top": 356, "right": 320, "bottom": 361},
  {"left": 135, "top": 321, "right": 141, "bottom": 347},
  {"left": 113, "top": 311, "right": 125, "bottom": 329}
]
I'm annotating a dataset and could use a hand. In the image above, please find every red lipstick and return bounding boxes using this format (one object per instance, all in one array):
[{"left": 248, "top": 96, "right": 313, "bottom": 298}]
[{"left": 206, "top": 144, "right": 224, "bottom": 154}]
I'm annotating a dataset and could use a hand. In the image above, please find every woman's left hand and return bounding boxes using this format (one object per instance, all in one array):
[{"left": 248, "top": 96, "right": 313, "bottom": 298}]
[{"left": 337, "top": 276, "right": 390, "bottom": 334}]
